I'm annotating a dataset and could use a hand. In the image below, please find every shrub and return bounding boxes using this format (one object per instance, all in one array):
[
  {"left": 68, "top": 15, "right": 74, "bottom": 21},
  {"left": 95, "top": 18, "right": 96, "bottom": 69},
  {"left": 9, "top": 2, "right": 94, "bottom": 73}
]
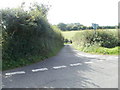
[
  {"left": 72, "top": 29, "right": 119, "bottom": 48},
  {"left": 1, "top": 4, "right": 64, "bottom": 70}
]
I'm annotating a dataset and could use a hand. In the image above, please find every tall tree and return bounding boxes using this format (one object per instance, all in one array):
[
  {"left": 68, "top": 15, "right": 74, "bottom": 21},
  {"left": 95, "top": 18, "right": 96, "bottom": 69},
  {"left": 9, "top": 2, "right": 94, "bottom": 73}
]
[{"left": 57, "top": 23, "right": 67, "bottom": 31}]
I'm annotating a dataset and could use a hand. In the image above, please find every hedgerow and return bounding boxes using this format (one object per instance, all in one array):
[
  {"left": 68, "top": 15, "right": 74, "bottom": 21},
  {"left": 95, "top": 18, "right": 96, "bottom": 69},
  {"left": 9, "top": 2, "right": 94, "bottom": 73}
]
[
  {"left": 72, "top": 30, "right": 119, "bottom": 48},
  {"left": 1, "top": 3, "right": 64, "bottom": 70}
]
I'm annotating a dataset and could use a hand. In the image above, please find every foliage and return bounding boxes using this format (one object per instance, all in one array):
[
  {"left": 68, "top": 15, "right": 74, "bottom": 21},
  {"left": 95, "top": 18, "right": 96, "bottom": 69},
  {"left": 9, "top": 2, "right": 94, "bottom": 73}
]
[
  {"left": 72, "top": 29, "right": 119, "bottom": 48},
  {"left": 71, "top": 29, "right": 119, "bottom": 55},
  {"left": 73, "top": 45, "right": 119, "bottom": 55},
  {"left": 57, "top": 22, "right": 117, "bottom": 31},
  {"left": 1, "top": 3, "right": 64, "bottom": 70},
  {"left": 57, "top": 23, "right": 87, "bottom": 31},
  {"left": 57, "top": 23, "right": 67, "bottom": 31}
]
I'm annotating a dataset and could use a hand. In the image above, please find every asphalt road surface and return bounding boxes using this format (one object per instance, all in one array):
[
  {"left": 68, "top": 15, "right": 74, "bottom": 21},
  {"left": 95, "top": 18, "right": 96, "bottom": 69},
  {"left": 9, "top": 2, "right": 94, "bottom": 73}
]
[{"left": 2, "top": 45, "right": 118, "bottom": 88}]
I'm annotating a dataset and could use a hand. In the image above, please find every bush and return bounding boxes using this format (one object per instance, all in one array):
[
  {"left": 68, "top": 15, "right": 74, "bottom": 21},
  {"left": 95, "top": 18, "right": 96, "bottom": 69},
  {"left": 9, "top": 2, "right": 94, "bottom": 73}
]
[
  {"left": 72, "top": 30, "right": 119, "bottom": 48},
  {"left": 1, "top": 4, "right": 64, "bottom": 70}
]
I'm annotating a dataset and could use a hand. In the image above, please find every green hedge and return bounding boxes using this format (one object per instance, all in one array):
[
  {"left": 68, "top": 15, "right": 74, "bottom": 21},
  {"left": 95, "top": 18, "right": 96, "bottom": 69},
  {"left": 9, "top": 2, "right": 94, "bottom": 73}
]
[
  {"left": 72, "top": 30, "right": 119, "bottom": 48},
  {"left": 1, "top": 4, "right": 64, "bottom": 70}
]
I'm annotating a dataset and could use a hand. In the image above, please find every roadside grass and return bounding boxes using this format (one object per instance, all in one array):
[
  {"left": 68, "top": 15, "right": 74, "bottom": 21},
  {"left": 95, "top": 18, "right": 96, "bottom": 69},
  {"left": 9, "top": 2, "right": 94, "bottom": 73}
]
[
  {"left": 72, "top": 44, "right": 119, "bottom": 55},
  {"left": 3, "top": 45, "right": 63, "bottom": 71}
]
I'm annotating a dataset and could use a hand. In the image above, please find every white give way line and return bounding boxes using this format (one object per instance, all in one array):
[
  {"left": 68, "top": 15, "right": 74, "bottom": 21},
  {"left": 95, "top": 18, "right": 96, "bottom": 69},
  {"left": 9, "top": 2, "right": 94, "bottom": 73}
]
[
  {"left": 5, "top": 61, "right": 95, "bottom": 76},
  {"left": 70, "top": 63, "right": 82, "bottom": 66},
  {"left": 53, "top": 65, "right": 67, "bottom": 69},
  {"left": 5, "top": 71, "right": 25, "bottom": 76},
  {"left": 32, "top": 68, "right": 48, "bottom": 72}
]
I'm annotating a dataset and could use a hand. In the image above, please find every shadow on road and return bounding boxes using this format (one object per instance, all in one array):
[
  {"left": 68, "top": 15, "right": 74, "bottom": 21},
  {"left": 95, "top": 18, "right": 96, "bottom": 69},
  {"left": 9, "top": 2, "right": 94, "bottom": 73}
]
[{"left": 2, "top": 45, "right": 117, "bottom": 88}]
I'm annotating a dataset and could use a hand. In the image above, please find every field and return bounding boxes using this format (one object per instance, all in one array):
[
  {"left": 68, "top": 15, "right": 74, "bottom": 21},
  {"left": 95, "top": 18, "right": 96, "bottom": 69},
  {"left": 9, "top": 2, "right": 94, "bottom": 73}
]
[
  {"left": 61, "top": 31, "right": 79, "bottom": 40},
  {"left": 62, "top": 29, "right": 119, "bottom": 55},
  {"left": 62, "top": 29, "right": 118, "bottom": 40}
]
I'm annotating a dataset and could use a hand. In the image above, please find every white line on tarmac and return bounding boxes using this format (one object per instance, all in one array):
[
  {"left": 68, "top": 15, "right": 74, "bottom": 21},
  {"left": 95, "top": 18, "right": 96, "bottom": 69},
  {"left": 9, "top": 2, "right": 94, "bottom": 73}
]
[
  {"left": 98, "top": 60, "right": 103, "bottom": 62},
  {"left": 53, "top": 65, "right": 67, "bottom": 69},
  {"left": 70, "top": 63, "right": 82, "bottom": 66},
  {"left": 32, "top": 68, "right": 48, "bottom": 72},
  {"left": 115, "top": 57, "right": 118, "bottom": 58},
  {"left": 84, "top": 62, "right": 93, "bottom": 64},
  {"left": 5, "top": 71, "right": 25, "bottom": 76}
]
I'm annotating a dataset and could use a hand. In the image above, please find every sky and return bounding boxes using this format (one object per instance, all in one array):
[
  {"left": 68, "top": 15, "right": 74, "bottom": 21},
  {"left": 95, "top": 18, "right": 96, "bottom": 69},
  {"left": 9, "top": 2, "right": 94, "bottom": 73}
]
[{"left": 0, "top": 0, "right": 119, "bottom": 26}]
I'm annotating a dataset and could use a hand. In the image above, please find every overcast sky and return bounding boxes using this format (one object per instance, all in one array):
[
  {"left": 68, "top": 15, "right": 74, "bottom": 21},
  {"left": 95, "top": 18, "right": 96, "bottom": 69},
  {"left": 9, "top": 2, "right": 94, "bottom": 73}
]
[{"left": 0, "top": 0, "right": 119, "bottom": 26}]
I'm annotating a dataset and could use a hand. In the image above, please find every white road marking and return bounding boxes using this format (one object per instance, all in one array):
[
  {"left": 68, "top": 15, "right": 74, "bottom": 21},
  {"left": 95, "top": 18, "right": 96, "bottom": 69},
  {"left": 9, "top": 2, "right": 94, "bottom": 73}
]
[
  {"left": 70, "top": 63, "right": 82, "bottom": 66},
  {"left": 32, "top": 68, "right": 48, "bottom": 72},
  {"left": 84, "top": 62, "right": 93, "bottom": 64},
  {"left": 76, "top": 53, "right": 98, "bottom": 58},
  {"left": 98, "top": 60, "right": 103, "bottom": 62},
  {"left": 5, "top": 71, "right": 25, "bottom": 76},
  {"left": 53, "top": 65, "right": 67, "bottom": 69},
  {"left": 4, "top": 76, "right": 11, "bottom": 78},
  {"left": 115, "top": 57, "right": 118, "bottom": 58}
]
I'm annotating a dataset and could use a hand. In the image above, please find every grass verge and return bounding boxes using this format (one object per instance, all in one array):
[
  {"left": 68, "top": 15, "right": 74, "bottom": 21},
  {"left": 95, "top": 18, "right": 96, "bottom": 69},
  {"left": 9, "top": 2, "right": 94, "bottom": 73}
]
[
  {"left": 2, "top": 46, "right": 63, "bottom": 71},
  {"left": 72, "top": 44, "right": 119, "bottom": 55}
]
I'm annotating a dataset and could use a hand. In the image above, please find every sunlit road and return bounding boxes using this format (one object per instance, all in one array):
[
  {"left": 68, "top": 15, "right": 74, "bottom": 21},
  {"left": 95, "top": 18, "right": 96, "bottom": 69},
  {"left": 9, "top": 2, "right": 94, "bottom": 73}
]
[{"left": 2, "top": 45, "right": 118, "bottom": 88}]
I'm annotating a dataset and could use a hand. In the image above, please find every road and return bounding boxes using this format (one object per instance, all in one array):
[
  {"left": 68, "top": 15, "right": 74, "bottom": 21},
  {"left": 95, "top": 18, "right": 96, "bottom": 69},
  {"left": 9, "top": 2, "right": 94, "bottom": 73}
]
[{"left": 2, "top": 45, "right": 118, "bottom": 88}]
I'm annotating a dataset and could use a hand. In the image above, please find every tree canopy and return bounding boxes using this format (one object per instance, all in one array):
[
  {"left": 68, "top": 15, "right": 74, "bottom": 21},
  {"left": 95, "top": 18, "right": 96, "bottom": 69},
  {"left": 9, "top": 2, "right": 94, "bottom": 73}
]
[{"left": 57, "top": 23, "right": 117, "bottom": 31}]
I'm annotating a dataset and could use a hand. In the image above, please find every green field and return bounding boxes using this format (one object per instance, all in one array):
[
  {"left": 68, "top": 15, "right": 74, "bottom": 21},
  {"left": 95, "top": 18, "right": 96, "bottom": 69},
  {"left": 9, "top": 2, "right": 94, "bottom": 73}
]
[
  {"left": 62, "top": 29, "right": 117, "bottom": 40},
  {"left": 61, "top": 31, "right": 80, "bottom": 40}
]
